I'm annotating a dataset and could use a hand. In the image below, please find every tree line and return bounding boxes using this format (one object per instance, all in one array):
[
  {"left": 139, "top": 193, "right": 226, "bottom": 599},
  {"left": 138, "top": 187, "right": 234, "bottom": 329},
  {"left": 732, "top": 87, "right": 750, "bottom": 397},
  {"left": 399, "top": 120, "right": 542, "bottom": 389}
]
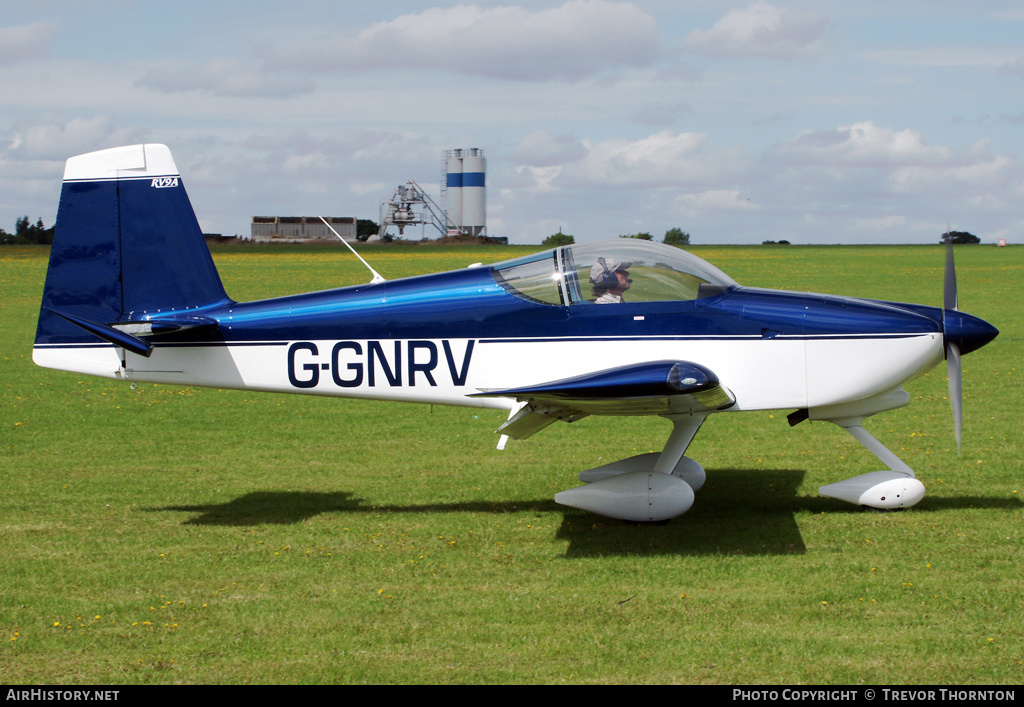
[
  {"left": 0, "top": 217, "right": 54, "bottom": 245},
  {"left": 0, "top": 216, "right": 986, "bottom": 247},
  {"left": 543, "top": 227, "right": 691, "bottom": 247},
  {"left": 542, "top": 228, "right": 986, "bottom": 247}
]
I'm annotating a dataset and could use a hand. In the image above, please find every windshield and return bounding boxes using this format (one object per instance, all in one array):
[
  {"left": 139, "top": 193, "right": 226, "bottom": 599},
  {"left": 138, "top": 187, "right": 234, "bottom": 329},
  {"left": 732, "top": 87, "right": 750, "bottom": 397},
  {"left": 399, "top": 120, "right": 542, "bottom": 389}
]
[
  {"left": 490, "top": 249, "right": 564, "bottom": 305},
  {"left": 568, "top": 240, "right": 736, "bottom": 304},
  {"left": 491, "top": 240, "right": 736, "bottom": 306}
]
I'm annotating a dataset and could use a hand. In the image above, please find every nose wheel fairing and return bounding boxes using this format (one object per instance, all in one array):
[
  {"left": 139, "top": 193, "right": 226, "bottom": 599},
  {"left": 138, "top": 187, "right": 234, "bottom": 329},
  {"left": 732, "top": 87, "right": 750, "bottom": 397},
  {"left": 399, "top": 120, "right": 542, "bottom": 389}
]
[
  {"left": 819, "top": 470, "right": 925, "bottom": 510},
  {"left": 811, "top": 389, "right": 925, "bottom": 510}
]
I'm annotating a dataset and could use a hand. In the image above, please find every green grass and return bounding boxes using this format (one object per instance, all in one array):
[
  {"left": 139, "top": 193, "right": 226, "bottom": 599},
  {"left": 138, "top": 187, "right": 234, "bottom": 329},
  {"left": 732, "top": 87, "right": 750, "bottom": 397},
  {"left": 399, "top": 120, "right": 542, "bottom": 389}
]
[{"left": 1, "top": 243, "right": 1021, "bottom": 684}]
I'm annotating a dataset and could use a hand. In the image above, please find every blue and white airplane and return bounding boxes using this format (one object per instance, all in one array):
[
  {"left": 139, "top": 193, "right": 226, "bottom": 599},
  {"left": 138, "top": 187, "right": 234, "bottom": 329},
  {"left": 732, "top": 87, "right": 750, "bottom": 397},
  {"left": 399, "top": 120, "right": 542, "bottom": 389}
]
[{"left": 33, "top": 144, "right": 999, "bottom": 521}]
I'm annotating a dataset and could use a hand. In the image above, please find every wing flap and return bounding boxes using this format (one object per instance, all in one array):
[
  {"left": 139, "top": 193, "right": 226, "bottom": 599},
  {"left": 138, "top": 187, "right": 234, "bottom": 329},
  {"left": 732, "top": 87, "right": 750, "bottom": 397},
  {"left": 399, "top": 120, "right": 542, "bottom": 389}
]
[{"left": 496, "top": 403, "right": 589, "bottom": 439}]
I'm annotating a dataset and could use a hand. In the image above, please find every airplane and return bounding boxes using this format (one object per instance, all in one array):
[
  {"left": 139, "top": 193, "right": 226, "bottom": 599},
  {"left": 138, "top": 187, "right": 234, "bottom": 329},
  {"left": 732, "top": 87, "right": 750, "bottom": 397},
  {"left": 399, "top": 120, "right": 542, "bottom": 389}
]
[{"left": 33, "top": 144, "right": 999, "bottom": 522}]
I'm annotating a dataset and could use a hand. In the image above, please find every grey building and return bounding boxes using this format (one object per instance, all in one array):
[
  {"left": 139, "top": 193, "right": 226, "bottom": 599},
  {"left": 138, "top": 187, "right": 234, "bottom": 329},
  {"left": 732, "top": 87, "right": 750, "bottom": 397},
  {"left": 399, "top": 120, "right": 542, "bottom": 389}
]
[{"left": 251, "top": 216, "right": 357, "bottom": 243}]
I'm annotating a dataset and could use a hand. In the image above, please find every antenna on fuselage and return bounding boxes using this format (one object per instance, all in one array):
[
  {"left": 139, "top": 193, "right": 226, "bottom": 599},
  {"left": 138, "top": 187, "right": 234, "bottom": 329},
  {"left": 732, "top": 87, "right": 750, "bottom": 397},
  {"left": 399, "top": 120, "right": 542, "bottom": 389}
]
[{"left": 319, "top": 216, "right": 386, "bottom": 284}]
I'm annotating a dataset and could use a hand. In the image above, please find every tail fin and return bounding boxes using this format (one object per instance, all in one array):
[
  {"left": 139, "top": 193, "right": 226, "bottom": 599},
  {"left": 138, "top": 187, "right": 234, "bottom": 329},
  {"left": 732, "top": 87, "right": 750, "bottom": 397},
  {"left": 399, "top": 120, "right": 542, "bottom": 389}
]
[{"left": 34, "top": 144, "right": 230, "bottom": 371}]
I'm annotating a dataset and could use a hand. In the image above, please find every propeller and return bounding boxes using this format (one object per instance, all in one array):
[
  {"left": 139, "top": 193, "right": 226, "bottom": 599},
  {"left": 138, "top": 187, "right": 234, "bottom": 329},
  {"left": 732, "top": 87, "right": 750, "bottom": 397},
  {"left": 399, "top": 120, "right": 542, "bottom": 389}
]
[{"left": 942, "top": 238, "right": 962, "bottom": 454}]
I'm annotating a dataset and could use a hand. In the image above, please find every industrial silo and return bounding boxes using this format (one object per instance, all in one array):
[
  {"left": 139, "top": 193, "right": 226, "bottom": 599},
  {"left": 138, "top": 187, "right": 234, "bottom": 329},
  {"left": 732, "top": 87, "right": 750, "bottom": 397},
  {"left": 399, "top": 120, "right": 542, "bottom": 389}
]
[
  {"left": 445, "top": 149, "right": 464, "bottom": 234},
  {"left": 461, "top": 148, "right": 486, "bottom": 236}
]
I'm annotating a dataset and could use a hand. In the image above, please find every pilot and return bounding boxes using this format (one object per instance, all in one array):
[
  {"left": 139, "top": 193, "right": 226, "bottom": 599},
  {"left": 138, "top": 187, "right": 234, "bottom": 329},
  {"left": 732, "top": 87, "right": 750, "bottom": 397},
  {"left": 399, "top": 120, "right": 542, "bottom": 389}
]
[{"left": 590, "top": 258, "right": 632, "bottom": 304}]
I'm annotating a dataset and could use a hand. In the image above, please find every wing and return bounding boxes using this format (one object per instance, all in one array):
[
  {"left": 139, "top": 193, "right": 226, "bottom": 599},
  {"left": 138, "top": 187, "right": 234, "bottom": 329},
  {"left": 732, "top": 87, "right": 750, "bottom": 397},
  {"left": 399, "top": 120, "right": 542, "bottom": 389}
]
[{"left": 472, "top": 360, "right": 735, "bottom": 439}]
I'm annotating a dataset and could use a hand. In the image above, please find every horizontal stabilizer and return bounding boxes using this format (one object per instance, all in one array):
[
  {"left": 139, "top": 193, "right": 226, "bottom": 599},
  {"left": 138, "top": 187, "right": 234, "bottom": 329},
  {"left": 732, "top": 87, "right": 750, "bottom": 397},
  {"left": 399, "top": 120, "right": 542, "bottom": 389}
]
[
  {"left": 111, "top": 316, "right": 218, "bottom": 337},
  {"left": 49, "top": 310, "right": 153, "bottom": 357}
]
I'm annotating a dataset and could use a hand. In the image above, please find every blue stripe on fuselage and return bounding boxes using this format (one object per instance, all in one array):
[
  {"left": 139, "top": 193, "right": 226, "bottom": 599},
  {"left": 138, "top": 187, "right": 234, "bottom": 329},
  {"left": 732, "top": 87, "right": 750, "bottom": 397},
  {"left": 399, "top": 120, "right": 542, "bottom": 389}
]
[{"left": 132, "top": 267, "right": 941, "bottom": 347}]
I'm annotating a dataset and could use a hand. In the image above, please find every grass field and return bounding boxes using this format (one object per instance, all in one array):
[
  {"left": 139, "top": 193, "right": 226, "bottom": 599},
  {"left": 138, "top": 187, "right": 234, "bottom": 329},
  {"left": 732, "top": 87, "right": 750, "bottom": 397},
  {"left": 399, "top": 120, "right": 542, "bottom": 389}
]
[{"left": 1, "top": 242, "right": 1021, "bottom": 684}]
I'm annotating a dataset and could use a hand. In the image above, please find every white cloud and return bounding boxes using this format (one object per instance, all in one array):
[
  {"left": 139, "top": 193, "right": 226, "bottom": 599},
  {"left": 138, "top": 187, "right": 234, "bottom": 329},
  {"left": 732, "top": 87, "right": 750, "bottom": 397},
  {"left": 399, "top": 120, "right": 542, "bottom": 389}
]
[
  {"left": 135, "top": 59, "right": 315, "bottom": 98},
  {"left": 0, "top": 23, "right": 57, "bottom": 65},
  {"left": 241, "top": 129, "right": 437, "bottom": 175},
  {"left": 891, "top": 155, "right": 1011, "bottom": 192},
  {"left": 863, "top": 48, "right": 1020, "bottom": 68},
  {"left": 1000, "top": 56, "right": 1024, "bottom": 78},
  {"left": 630, "top": 100, "right": 693, "bottom": 128},
  {"left": 757, "top": 121, "right": 1022, "bottom": 244},
  {"left": 4, "top": 116, "right": 149, "bottom": 161},
  {"left": 968, "top": 194, "right": 1006, "bottom": 209},
  {"left": 684, "top": 2, "right": 828, "bottom": 60},
  {"left": 567, "top": 130, "right": 742, "bottom": 186},
  {"left": 516, "top": 165, "right": 563, "bottom": 192},
  {"left": 854, "top": 216, "right": 906, "bottom": 230},
  {"left": 2, "top": 5, "right": 1022, "bottom": 246},
  {"left": 507, "top": 129, "right": 750, "bottom": 200},
  {"left": 777, "top": 121, "right": 950, "bottom": 166},
  {"left": 510, "top": 131, "right": 586, "bottom": 167},
  {"left": 272, "top": 1, "right": 660, "bottom": 81},
  {"left": 772, "top": 122, "right": 1013, "bottom": 196},
  {"left": 675, "top": 190, "right": 756, "bottom": 214},
  {"left": 349, "top": 181, "right": 387, "bottom": 196}
]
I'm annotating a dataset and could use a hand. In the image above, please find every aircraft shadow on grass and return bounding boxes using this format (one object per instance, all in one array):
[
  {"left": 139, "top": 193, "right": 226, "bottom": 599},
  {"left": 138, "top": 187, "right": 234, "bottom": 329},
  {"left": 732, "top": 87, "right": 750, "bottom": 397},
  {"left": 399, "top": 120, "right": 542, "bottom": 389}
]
[
  {"left": 151, "top": 467, "right": 1024, "bottom": 557},
  {"left": 150, "top": 469, "right": 1020, "bottom": 557}
]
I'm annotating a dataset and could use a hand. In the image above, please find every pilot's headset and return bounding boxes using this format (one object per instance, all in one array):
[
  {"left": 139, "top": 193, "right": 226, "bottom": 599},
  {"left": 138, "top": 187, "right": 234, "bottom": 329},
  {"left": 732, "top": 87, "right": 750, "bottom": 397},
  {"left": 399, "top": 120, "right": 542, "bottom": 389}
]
[
  {"left": 595, "top": 257, "right": 620, "bottom": 290},
  {"left": 594, "top": 258, "right": 632, "bottom": 289}
]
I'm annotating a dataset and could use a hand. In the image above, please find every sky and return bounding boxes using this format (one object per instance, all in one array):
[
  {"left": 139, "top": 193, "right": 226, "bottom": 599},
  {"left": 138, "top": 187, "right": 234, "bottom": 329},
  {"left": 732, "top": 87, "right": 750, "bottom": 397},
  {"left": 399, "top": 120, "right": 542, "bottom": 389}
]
[{"left": 1, "top": 1, "right": 1022, "bottom": 245}]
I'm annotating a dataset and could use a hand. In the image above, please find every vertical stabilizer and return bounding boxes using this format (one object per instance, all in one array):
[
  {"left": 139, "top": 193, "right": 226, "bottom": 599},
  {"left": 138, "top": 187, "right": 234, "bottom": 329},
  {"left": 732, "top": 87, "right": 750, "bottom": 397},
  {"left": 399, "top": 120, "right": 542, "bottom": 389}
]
[
  {"left": 34, "top": 144, "right": 230, "bottom": 374},
  {"left": 35, "top": 144, "right": 229, "bottom": 352}
]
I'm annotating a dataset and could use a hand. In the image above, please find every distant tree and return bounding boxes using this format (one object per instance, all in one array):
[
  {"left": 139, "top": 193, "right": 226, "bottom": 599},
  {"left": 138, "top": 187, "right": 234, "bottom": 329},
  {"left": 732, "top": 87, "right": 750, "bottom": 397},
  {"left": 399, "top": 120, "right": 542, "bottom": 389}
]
[
  {"left": 619, "top": 232, "right": 652, "bottom": 240},
  {"left": 356, "top": 219, "right": 380, "bottom": 241},
  {"left": 663, "top": 227, "right": 690, "bottom": 246},
  {"left": 542, "top": 231, "right": 574, "bottom": 246},
  {"left": 0, "top": 216, "right": 54, "bottom": 245},
  {"left": 941, "top": 230, "right": 980, "bottom": 244}
]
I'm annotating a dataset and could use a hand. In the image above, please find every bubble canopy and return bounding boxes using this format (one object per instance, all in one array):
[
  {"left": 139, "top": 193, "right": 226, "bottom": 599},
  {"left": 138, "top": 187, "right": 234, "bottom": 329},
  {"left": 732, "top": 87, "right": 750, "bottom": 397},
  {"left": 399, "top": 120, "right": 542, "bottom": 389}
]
[{"left": 490, "top": 240, "right": 737, "bottom": 306}]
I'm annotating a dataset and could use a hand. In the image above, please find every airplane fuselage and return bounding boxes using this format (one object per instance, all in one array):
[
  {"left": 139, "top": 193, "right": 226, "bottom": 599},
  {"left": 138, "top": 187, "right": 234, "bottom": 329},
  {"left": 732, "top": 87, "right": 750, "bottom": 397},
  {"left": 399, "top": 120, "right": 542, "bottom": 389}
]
[{"left": 37, "top": 262, "right": 951, "bottom": 415}]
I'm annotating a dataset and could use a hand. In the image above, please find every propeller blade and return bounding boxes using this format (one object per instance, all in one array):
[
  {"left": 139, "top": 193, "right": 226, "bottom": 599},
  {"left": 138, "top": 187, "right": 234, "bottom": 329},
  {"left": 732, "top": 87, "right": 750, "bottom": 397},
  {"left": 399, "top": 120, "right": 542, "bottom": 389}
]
[
  {"left": 946, "top": 342, "right": 962, "bottom": 455},
  {"left": 943, "top": 238, "right": 962, "bottom": 455}
]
